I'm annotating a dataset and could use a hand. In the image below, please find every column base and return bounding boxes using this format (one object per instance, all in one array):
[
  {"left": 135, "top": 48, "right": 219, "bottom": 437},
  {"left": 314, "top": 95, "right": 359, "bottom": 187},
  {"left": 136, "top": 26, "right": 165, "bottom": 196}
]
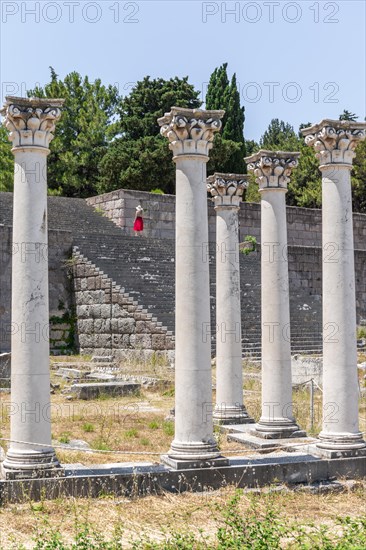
[
  {"left": 251, "top": 420, "right": 306, "bottom": 440},
  {"left": 161, "top": 454, "right": 229, "bottom": 470},
  {"left": 213, "top": 405, "right": 255, "bottom": 426},
  {"left": 1, "top": 449, "right": 65, "bottom": 480},
  {"left": 314, "top": 432, "right": 366, "bottom": 459},
  {"left": 163, "top": 440, "right": 221, "bottom": 469}
]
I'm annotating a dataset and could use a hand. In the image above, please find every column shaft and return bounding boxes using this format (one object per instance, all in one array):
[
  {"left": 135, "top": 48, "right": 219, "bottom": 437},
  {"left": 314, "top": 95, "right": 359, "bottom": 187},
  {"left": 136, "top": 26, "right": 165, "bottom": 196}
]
[
  {"left": 158, "top": 107, "right": 228, "bottom": 467},
  {"left": 245, "top": 150, "right": 303, "bottom": 439},
  {"left": 173, "top": 157, "right": 217, "bottom": 457},
  {"left": 1, "top": 96, "right": 64, "bottom": 479},
  {"left": 258, "top": 189, "right": 298, "bottom": 435},
  {"left": 319, "top": 165, "right": 364, "bottom": 451},
  {"left": 10, "top": 149, "right": 53, "bottom": 453},
  {"left": 302, "top": 119, "right": 366, "bottom": 457},
  {"left": 215, "top": 208, "right": 245, "bottom": 421},
  {"left": 207, "top": 173, "right": 253, "bottom": 425}
]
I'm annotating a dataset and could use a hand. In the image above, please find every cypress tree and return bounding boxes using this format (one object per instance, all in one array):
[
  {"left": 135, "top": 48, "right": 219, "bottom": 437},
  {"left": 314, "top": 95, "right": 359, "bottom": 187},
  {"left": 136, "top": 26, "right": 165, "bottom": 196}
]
[{"left": 206, "top": 63, "right": 246, "bottom": 173}]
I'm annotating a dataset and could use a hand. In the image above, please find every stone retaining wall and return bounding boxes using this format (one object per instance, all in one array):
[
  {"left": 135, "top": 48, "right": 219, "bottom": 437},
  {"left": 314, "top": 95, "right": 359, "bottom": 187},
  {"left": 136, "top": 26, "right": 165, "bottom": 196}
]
[
  {"left": 72, "top": 248, "right": 175, "bottom": 362},
  {"left": 86, "top": 188, "right": 366, "bottom": 250}
]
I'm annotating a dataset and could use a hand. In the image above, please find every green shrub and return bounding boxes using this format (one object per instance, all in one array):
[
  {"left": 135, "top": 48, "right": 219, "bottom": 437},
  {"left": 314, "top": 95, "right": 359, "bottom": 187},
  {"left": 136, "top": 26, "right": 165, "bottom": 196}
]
[
  {"left": 82, "top": 423, "right": 95, "bottom": 433},
  {"left": 240, "top": 235, "right": 257, "bottom": 255},
  {"left": 162, "top": 421, "right": 174, "bottom": 436}
]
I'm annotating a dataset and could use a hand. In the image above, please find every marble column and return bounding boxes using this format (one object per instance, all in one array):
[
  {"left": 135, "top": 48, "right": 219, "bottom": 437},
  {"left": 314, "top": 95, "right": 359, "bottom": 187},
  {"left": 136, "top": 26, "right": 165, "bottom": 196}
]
[
  {"left": 1, "top": 96, "right": 64, "bottom": 479},
  {"left": 207, "top": 173, "right": 254, "bottom": 425},
  {"left": 158, "top": 107, "right": 228, "bottom": 468},
  {"left": 302, "top": 120, "right": 366, "bottom": 457},
  {"left": 245, "top": 151, "right": 304, "bottom": 438}
]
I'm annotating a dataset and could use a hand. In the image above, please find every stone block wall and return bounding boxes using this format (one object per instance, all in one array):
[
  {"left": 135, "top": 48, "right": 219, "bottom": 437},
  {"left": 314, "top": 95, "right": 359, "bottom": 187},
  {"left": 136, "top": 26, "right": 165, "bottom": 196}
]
[
  {"left": 0, "top": 226, "right": 12, "bottom": 353},
  {"left": 86, "top": 190, "right": 176, "bottom": 240},
  {"left": 86, "top": 188, "right": 366, "bottom": 251},
  {"left": 72, "top": 248, "right": 175, "bottom": 362},
  {"left": 0, "top": 353, "right": 11, "bottom": 388},
  {"left": 2, "top": 189, "right": 366, "bottom": 360},
  {"left": 355, "top": 250, "right": 366, "bottom": 321}
]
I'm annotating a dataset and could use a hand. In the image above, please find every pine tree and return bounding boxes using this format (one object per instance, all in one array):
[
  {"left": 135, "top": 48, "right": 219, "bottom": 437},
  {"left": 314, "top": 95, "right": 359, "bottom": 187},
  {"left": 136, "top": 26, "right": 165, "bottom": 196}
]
[{"left": 339, "top": 110, "right": 358, "bottom": 121}]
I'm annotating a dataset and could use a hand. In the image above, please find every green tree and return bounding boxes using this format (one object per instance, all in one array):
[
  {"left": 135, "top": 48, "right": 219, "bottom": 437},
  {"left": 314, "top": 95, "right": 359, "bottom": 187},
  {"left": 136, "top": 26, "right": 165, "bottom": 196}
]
[
  {"left": 28, "top": 68, "right": 120, "bottom": 197},
  {"left": 244, "top": 139, "right": 259, "bottom": 157},
  {"left": 338, "top": 112, "right": 366, "bottom": 212},
  {"left": 98, "top": 76, "right": 201, "bottom": 194},
  {"left": 206, "top": 63, "right": 246, "bottom": 173},
  {"left": 339, "top": 110, "right": 358, "bottom": 121},
  {"left": 288, "top": 142, "right": 322, "bottom": 208},
  {"left": 246, "top": 115, "right": 366, "bottom": 210},
  {"left": 205, "top": 64, "right": 230, "bottom": 126},
  {"left": 117, "top": 76, "right": 201, "bottom": 140},
  {"left": 223, "top": 74, "right": 245, "bottom": 143},
  {"left": 99, "top": 136, "right": 175, "bottom": 194},
  {"left": 0, "top": 125, "right": 13, "bottom": 192},
  {"left": 207, "top": 135, "right": 244, "bottom": 175},
  {"left": 256, "top": 119, "right": 322, "bottom": 207},
  {"left": 352, "top": 139, "right": 366, "bottom": 213},
  {"left": 260, "top": 118, "right": 299, "bottom": 150}
]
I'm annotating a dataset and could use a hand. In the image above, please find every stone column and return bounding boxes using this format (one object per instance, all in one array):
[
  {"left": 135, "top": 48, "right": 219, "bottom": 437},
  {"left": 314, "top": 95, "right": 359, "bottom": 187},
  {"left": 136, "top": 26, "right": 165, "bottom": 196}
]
[
  {"left": 158, "top": 107, "right": 228, "bottom": 468},
  {"left": 245, "top": 151, "right": 304, "bottom": 438},
  {"left": 1, "top": 96, "right": 64, "bottom": 479},
  {"left": 207, "top": 173, "right": 254, "bottom": 425},
  {"left": 302, "top": 120, "right": 366, "bottom": 457}
]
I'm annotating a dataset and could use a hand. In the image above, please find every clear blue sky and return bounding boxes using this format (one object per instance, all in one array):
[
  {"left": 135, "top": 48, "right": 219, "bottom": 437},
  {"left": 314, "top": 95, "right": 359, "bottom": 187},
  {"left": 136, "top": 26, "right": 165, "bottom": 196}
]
[{"left": 1, "top": 0, "right": 365, "bottom": 141}]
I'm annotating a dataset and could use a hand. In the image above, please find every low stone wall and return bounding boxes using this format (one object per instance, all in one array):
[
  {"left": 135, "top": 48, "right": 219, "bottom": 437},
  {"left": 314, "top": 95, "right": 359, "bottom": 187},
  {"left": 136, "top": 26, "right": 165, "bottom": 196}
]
[
  {"left": 72, "top": 249, "right": 175, "bottom": 362},
  {"left": 86, "top": 188, "right": 366, "bottom": 250}
]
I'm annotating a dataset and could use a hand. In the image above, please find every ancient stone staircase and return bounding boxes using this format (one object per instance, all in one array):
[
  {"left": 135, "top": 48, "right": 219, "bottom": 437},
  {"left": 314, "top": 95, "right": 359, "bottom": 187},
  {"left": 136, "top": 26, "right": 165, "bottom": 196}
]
[{"left": 0, "top": 192, "right": 323, "bottom": 358}]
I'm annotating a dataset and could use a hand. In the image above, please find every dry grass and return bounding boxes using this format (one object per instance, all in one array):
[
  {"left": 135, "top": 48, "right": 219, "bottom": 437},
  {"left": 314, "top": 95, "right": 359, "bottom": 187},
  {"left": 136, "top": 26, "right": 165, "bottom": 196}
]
[
  {"left": 1, "top": 355, "right": 366, "bottom": 547},
  {"left": 0, "top": 483, "right": 365, "bottom": 548},
  {"left": 1, "top": 354, "right": 365, "bottom": 466}
]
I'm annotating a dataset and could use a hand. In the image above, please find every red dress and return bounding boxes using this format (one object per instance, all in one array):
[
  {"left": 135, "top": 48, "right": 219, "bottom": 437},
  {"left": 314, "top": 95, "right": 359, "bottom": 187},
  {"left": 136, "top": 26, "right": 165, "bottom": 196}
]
[{"left": 134, "top": 216, "right": 144, "bottom": 231}]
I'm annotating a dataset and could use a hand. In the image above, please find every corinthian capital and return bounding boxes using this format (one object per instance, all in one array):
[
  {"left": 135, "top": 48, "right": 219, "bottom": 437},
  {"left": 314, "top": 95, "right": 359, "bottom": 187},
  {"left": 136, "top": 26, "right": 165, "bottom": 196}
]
[
  {"left": 1, "top": 96, "right": 64, "bottom": 150},
  {"left": 245, "top": 150, "right": 300, "bottom": 190},
  {"left": 302, "top": 119, "right": 366, "bottom": 167},
  {"left": 207, "top": 172, "right": 248, "bottom": 208},
  {"left": 158, "top": 106, "right": 224, "bottom": 158}
]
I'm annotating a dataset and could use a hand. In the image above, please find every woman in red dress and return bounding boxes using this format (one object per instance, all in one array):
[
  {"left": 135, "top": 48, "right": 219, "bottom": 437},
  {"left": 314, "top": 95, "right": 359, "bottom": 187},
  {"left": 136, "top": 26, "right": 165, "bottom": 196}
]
[{"left": 133, "top": 204, "right": 144, "bottom": 236}]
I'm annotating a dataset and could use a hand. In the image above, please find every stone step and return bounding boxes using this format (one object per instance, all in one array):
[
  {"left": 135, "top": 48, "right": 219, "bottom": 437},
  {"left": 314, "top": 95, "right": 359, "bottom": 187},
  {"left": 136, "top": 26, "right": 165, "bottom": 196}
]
[
  {"left": 1, "top": 191, "right": 325, "bottom": 355},
  {"left": 92, "top": 355, "right": 114, "bottom": 363},
  {"left": 51, "top": 361, "right": 117, "bottom": 370},
  {"left": 70, "top": 381, "right": 140, "bottom": 400},
  {"left": 56, "top": 368, "right": 89, "bottom": 379}
]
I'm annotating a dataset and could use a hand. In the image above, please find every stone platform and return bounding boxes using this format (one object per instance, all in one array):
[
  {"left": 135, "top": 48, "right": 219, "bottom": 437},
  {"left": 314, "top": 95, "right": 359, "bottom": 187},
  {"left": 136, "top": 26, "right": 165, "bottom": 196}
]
[
  {"left": 69, "top": 382, "right": 140, "bottom": 399},
  {"left": 0, "top": 453, "right": 365, "bottom": 503},
  {"left": 222, "top": 424, "right": 314, "bottom": 452}
]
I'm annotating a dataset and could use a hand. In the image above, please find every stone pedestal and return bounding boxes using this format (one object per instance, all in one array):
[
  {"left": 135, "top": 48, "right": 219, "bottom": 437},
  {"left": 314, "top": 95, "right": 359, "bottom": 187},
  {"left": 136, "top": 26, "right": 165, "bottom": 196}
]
[
  {"left": 158, "top": 107, "right": 228, "bottom": 467},
  {"left": 0, "top": 97, "right": 64, "bottom": 479},
  {"left": 207, "top": 173, "right": 254, "bottom": 425},
  {"left": 245, "top": 151, "right": 304, "bottom": 439},
  {"left": 303, "top": 120, "right": 366, "bottom": 457}
]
